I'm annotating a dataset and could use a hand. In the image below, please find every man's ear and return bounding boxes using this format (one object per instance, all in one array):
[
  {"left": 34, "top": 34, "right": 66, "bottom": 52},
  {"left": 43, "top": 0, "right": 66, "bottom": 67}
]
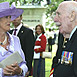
[
  {"left": 20, "top": 16, "right": 22, "bottom": 20},
  {"left": 69, "top": 11, "right": 76, "bottom": 22}
]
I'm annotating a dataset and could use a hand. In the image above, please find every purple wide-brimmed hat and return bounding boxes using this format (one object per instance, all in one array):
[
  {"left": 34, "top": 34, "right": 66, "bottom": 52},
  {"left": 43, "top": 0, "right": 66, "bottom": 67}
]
[
  {"left": 0, "top": 2, "right": 24, "bottom": 21},
  {"left": 11, "top": 7, "right": 24, "bottom": 21}
]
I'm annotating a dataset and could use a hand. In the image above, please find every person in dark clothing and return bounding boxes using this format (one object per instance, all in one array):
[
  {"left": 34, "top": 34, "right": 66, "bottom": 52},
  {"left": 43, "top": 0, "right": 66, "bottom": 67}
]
[
  {"left": 48, "top": 28, "right": 53, "bottom": 52},
  {"left": 50, "top": 1, "right": 77, "bottom": 77}
]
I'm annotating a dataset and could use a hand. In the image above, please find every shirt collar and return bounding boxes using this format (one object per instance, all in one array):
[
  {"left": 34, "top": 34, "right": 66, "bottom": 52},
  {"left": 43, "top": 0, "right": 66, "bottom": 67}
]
[
  {"left": 14, "top": 23, "right": 22, "bottom": 35},
  {"left": 69, "top": 26, "right": 77, "bottom": 40},
  {"left": 16, "top": 23, "right": 22, "bottom": 30},
  {"left": 38, "top": 33, "right": 42, "bottom": 38},
  {"left": 0, "top": 32, "right": 14, "bottom": 56},
  {"left": 8, "top": 32, "right": 14, "bottom": 52}
]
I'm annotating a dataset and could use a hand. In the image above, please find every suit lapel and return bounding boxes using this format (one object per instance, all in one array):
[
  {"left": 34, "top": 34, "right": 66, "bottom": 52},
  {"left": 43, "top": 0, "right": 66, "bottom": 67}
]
[
  {"left": 9, "top": 29, "right": 14, "bottom": 34},
  {"left": 17, "top": 26, "right": 24, "bottom": 37}
]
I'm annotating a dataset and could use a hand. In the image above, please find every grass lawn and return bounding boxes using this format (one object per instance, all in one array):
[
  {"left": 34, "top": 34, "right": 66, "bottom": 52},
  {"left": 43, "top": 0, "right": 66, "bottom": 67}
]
[
  {"left": 45, "top": 44, "right": 57, "bottom": 77},
  {"left": 45, "top": 58, "right": 52, "bottom": 77}
]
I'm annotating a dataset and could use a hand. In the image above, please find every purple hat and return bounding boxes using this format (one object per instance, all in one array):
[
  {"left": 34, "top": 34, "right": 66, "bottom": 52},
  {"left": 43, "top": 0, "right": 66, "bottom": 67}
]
[
  {"left": 10, "top": 2, "right": 24, "bottom": 20},
  {"left": 11, "top": 8, "right": 24, "bottom": 21},
  {"left": 0, "top": 2, "right": 24, "bottom": 21}
]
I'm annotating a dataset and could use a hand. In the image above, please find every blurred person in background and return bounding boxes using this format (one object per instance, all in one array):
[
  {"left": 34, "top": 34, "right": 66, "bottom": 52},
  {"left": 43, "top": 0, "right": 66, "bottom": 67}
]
[
  {"left": 33, "top": 24, "right": 46, "bottom": 77},
  {"left": 48, "top": 28, "right": 56, "bottom": 52},
  {"left": 48, "top": 28, "right": 53, "bottom": 52}
]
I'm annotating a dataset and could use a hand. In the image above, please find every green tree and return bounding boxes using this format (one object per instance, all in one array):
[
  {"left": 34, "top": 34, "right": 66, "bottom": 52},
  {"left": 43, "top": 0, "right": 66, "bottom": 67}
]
[{"left": 45, "top": 0, "right": 64, "bottom": 30}]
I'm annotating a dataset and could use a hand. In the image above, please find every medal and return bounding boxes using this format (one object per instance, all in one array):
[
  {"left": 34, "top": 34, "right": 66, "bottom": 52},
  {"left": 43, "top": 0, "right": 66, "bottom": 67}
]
[{"left": 61, "top": 51, "right": 73, "bottom": 65}]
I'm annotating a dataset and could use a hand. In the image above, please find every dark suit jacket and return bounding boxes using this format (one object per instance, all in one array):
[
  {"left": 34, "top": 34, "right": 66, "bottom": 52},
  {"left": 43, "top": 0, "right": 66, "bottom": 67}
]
[
  {"left": 9, "top": 25, "right": 35, "bottom": 71},
  {"left": 52, "top": 29, "right": 77, "bottom": 77},
  {"left": 52, "top": 33, "right": 64, "bottom": 68}
]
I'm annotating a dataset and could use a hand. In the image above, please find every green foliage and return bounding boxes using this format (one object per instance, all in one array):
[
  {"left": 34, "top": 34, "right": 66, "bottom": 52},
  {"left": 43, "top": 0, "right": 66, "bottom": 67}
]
[
  {"left": 0, "top": 0, "right": 10, "bottom": 3},
  {"left": 45, "top": 0, "right": 64, "bottom": 30}
]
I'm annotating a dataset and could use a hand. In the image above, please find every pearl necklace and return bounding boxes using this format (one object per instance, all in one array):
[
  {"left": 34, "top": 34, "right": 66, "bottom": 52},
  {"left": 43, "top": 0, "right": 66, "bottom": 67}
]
[{"left": 0, "top": 35, "right": 7, "bottom": 45}]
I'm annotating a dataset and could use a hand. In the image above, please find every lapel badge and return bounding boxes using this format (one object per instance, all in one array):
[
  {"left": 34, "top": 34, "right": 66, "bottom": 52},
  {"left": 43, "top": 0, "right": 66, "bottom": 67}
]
[
  {"left": 63, "top": 45, "right": 66, "bottom": 48},
  {"left": 21, "top": 31, "right": 24, "bottom": 33}
]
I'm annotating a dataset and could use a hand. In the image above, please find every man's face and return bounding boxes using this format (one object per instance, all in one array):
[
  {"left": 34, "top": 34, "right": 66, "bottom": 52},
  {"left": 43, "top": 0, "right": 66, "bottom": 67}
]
[
  {"left": 54, "top": 4, "right": 72, "bottom": 35},
  {"left": 12, "top": 16, "right": 22, "bottom": 28}
]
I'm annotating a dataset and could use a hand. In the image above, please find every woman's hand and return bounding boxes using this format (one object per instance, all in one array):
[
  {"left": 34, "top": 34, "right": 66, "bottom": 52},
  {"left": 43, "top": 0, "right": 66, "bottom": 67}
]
[
  {"left": 25, "top": 71, "right": 30, "bottom": 77},
  {"left": 3, "top": 62, "right": 22, "bottom": 76}
]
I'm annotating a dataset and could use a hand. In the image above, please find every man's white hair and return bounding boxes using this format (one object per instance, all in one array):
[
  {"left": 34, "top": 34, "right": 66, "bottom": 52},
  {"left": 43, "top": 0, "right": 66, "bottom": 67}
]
[
  {"left": 60, "top": 1, "right": 77, "bottom": 13},
  {"left": 59, "top": 1, "right": 77, "bottom": 21}
]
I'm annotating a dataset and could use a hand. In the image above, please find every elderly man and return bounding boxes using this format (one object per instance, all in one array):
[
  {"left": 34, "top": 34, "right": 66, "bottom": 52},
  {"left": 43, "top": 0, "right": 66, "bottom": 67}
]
[{"left": 51, "top": 1, "right": 77, "bottom": 77}]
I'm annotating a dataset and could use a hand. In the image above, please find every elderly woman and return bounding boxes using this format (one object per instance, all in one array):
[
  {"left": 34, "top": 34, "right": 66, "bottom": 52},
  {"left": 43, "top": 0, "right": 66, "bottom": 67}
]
[{"left": 0, "top": 2, "right": 28, "bottom": 77}]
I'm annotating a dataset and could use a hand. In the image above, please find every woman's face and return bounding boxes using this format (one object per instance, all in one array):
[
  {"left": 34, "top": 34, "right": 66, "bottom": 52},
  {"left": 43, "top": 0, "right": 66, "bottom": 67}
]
[
  {"left": 0, "top": 16, "right": 11, "bottom": 32},
  {"left": 36, "top": 26, "right": 42, "bottom": 35}
]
